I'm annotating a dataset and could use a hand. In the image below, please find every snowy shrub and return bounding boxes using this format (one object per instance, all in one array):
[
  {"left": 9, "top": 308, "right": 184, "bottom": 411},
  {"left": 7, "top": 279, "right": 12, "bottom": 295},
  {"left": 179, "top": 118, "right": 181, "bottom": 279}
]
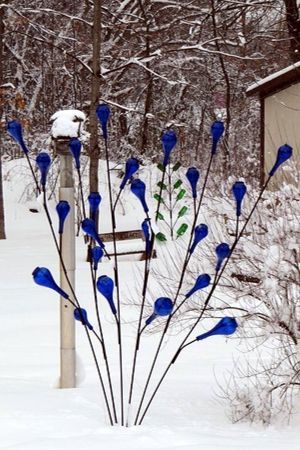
[
  {"left": 158, "top": 174, "right": 299, "bottom": 424},
  {"left": 219, "top": 181, "right": 300, "bottom": 424}
]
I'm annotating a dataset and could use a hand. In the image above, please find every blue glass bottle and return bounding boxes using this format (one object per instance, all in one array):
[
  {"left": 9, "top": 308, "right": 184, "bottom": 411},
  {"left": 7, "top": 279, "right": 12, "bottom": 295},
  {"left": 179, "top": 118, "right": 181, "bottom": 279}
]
[
  {"left": 215, "top": 243, "right": 230, "bottom": 272},
  {"left": 36, "top": 153, "right": 51, "bottom": 187},
  {"left": 88, "top": 192, "right": 102, "bottom": 217},
  {"left": 56, "top": 201, "right": 70, "bottom": 234},
  {"left": 120, "top": 158, "right": 139, "bottom": 190},
  {"left": 69, "top": 138, "right": 81, "bottom": 169},
  {"left": 186, "top": 167, "right": 200, "bottom": 199},
  {"left": 196, "top": 317, "right": 238, "bottom": 341},
  {"left": 145, "top": 297, "right": 173, "bottom": 326},
  {"left": 32, "top": 267, "right": 68, "bottom": 299},
  {"left": 269, "top": 144, "right": 292, "bottom": 176},
  {"left": 185, "top": 274, "right": 211, "bottom": 298},
  {"left": 189, "top": 224, "right": 208, "bottom": 255},
  {"left": 74, "top": 308, "right": 93, "bottom": 330},
  {"left": 96, "top": 103, "right": 110, "bottom": 140},
  {"left": 81, "top": 218, "right": 105, "bottom": 248},
  {"left": 141, "top": 219, "right": 152, "bottom": 256},
  {"left": 7, "top": 120, "right": 29, "bottom": 154},
  {"left": 96, "top": 275, "right": 117, "bottom": 315},
  {"left": 232, "top": 181, "right": 247, "bottom": 217},
  {"left": 211, "top": 121, "right": 224, "bottom": 154},
  {"left": 91, "top": 246, "right": 103, "bottom": 271},
  {"left": 161, "top": 130, "right": 177, "bottom": 167},
  {"left": 131, "top": 179, "right": 149, "bottom": 214}
]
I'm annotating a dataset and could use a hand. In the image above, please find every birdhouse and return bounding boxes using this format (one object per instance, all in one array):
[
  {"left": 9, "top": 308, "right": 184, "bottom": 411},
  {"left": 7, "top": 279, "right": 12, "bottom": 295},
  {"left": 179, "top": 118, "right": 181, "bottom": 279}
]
[
  {"left": 50, "top": 109, "right": 86, "bottom": 139},
  {"left": 246, "top": 62, "right": 299, "bottom": 187},
  {"left": 50, "top": 109, "right": 87, "bottom": 156}
]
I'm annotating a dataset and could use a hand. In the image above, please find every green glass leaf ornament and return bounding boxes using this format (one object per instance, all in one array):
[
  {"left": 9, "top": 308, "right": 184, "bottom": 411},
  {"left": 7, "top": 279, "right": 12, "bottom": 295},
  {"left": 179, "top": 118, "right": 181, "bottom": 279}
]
[
  {"left": 156, "top": 212, "right": 165, "bottom": 220},
  {"left": 173, "top": 179, "right": 182, "bottom": 189},
  {"left": 157, "top": 181, "right": 167, "bottom": 190},
  {"left": 177, "top": 206, "right": 188, "bottom": 218},
  {"left": 176, "top": 189, "right": 186, "bottom": 201},
  {"left": 154, "top": 193, "right": 164, "bottom": 203},
  {"left": 176, "top": 223, "right": 188, "bottom": 236},
  {"left": 156, "top": 232, "right": 167, "bottom": 242},
  {"left": 172, "top": 162, "right": 181, "bottom": 171},
  {"left": 157, "top": 163, "right": 164, "bottom": 172}
]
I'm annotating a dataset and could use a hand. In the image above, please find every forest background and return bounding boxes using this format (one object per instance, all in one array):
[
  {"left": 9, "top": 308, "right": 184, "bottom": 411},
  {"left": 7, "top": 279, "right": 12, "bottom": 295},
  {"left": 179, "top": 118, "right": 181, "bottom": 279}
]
[{"left": 0, "top": 0, "right": 299, "bottom": 236}]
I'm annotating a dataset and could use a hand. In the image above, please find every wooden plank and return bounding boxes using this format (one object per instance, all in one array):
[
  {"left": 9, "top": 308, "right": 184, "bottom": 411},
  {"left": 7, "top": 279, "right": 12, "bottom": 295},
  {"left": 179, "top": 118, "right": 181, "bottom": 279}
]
[
  {"left": 107, "top": 249, "right": 157, "bottom": 261},
  {"left": 100, "top": 229, "right": 143, "bottom": 242},
  {"left": 231, "top": 273, "right": 260, "bottom": 283}
]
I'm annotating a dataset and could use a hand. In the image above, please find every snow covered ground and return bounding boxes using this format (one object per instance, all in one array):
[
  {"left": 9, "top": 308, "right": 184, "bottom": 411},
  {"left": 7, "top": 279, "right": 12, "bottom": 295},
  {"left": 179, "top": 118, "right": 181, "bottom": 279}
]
[{"left": 0, "top": 159, "right": 299, "bottom": 450}]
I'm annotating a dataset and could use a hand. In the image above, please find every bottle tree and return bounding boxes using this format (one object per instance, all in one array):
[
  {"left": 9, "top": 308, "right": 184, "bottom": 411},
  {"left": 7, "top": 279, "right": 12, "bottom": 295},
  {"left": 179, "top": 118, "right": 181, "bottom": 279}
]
[{"left": 6, "top": 106, "right": 293, "bottom": 427}]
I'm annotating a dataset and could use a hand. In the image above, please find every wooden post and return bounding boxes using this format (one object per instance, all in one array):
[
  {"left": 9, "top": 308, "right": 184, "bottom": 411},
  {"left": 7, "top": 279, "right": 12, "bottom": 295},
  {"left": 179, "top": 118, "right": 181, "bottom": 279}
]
[{"left": 55, "top": 138, "right": 76, "bottom": 388}]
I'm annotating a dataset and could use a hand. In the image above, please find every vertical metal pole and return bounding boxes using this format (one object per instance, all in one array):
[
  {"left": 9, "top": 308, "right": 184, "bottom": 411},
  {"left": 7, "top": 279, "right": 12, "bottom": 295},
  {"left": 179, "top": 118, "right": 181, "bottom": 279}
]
[{"left": 56, "top": 139, "right": 76, "bottom": 388}]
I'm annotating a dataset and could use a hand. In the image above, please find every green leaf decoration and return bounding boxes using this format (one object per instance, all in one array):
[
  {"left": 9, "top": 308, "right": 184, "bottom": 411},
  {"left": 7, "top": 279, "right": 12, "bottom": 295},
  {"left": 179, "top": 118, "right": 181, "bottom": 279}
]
[
  {"left": 176, "top": 189, "right": 186, "bottom": 201},
  {"left": 178, "top": 206, "right": 188, "bottom": 218},
  {"left": 173, "top": 179, "right": 182, "bottom": 189},
  {"left": 157, "top": 163, "right": 164, "bottom": 172},
  {"left": 176, "top": 223, "right": 188, "bottom": 236},
  {"left": 172, "top": 162, "right": 181, "bottom": 171},
  {"left": 156, "top": 232, "right": 167, "bottom": 242},
  {"left": 154, "top": 193, "right": 164, "bottom": 203},
  {"left": 156, "top": 212, "right": 164, "bottom": 220},
  {"left": 157, "top": 181, "right": 167, "bottom": 190}
]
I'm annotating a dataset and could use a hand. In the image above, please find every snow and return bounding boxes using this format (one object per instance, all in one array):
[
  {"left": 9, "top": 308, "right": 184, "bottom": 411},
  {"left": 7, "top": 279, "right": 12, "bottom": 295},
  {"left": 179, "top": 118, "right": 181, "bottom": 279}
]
[
  {"left": 0, "top": 159, "right": 299, "bottom": 450},
  {"left": 246, "top": 61, "right": 300, "bottom": 94},
  {"left": 0, "top": 82, "right": 15, "bottom": 89},
  {"left": 117, "top": 0, "right": 132, "bottom": 13},
  {"left": 50, "top": 110, "right": 86, "bottom": 139}
]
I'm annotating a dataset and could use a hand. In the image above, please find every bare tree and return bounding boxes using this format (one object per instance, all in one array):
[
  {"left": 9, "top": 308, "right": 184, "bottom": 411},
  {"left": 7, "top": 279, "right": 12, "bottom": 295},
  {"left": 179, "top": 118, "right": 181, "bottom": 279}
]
[
  {"left": 0, "top": 1, "right": 7, "bottom": 239},
  {"left": 89, "top": 0, "right": 102, "bottom": 193},
  {"left": 283, "top": 0, "right": 300, "bottom": 61},
  {"left": 1, "top": 0, "right": 298, "bottom": 189}
]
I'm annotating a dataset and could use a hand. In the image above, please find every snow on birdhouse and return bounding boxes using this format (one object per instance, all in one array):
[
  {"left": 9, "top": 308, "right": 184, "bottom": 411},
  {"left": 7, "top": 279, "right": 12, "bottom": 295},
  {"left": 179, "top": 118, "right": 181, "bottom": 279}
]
[{"left": 50, "top": 109, "right": 86, "bottom": 139}]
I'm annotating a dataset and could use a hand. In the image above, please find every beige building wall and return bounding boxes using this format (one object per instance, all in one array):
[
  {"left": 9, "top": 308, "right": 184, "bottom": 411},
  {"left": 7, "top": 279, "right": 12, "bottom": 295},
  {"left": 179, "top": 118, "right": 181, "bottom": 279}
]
[{"left": 264, "top": 83, "right": 300, "bottom": 187}]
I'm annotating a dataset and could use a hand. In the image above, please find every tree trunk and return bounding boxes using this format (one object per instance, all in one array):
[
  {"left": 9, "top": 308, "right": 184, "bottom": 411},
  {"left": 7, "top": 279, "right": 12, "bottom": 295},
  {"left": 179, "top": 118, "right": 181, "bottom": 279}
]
[
  {"left": 138, "top": 1, "right": 153, "bottom": 156},
  {"left": 89, "top": 0, "right": 101, "bottom": 194},
  {"left": 140, "top": 65, "right": 153, "bottom": 155},
  {"left": 211, "top": 0, "right": 231, "bottom": 174},
  {"left": 284, "top": 0, "right": 300, "bottom": 62},
  {"left": 0, "top": 2, "right": 7, "bottom": 239}
]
